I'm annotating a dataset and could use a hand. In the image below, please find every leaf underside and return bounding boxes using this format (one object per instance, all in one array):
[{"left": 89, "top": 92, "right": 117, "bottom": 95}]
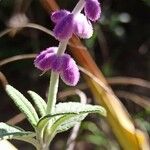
[
  {"left": 5, "top": 85, "right": 39, "bottom": 126},
  {"left": 28, "top": 90, "right": 47, "bottom": 117},
  {"left": 0, "top": 122, "right": 35, "bottom": 140},
  {"left": 38, "top": 102, "right": 106, "bottom": 134}
]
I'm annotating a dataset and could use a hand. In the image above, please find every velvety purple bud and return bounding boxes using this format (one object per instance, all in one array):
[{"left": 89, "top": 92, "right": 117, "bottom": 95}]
[
  {"left": 61, "top": 65, "right": 80, "bottom": 86},
  {"left": 34, "top": 53, "right": 55, "bottom": 71},
  {"left": 34, "top": 47, "right": 58, "bottom": 71},
  {"left": 60, "top": 55, "right": 80, "bottom": 86},
  {"left": 60, "top": 54, "right": 73, "bottom": 70},
  {"left": 51, "top": 10, "right": 70, "bottom": 23},
  {"left": 50, "top": 55, "right": 63, "bottom": 72},
  {"left": 45, "top": 47, "right": 58, "bottom": 53},
  {"left": 35, "top": 47, "right": 57, "bottom": 63},
  {"left": 54, "top": 14, "right": 75, "bottom": 40},
  {"left": 84, "top": 0, "right": 101, "bottom": 21},
  {"left": 74, "top": 13, "right": 93, "bottom": 38}
]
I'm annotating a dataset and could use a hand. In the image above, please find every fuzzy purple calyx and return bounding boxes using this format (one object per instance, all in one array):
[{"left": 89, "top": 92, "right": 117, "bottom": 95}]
[
  {"left": 61, "top": 66, "right": 80, "bottom": 86},
  {"left": 53, "top": 13, "right": 75, "bottom": 40},
  {"left": 34, "top": 47, "right": 58, "bottom": 71},
  {"left": 50, "top": 55, "right": 63, "bottom": 72},
  {"left": 51, "top": 10, "right": 70, "bottom": 23},
  {"left": 74, "top": 13, "right": 93, "bottom": 38},
  {"left": 34, "top": 49, "right": 80, "bottom": 86},
  {"left": 51, "top": 9, "right": 95, "bottom": 40},
  {"left": 84, "top": 0, "right": 101, "bottom": 21},
  {"left": 60, "top": 54, "right": 80, "bottom": 86}
]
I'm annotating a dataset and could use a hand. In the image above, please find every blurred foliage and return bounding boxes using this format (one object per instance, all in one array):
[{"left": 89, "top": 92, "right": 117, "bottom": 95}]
[{"left": 80, "top": 121, "right": 109, "bottom": 149}]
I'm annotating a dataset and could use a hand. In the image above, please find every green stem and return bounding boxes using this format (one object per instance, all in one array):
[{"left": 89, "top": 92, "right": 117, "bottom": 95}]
[
  {"left": 46, "top": 41, "right": 68, "bottom": 114},
  {"left": 39, "top": 144, "right": 49, "bottom": 150},
  {"left": 57, "top": 40, "right": 68, "bottom": 55},
  {"left": 72, "top": 0, "right": 85, "bottom": 15},
  {"left": 46, "top": 71, "right": 59, "bottom": 114}
]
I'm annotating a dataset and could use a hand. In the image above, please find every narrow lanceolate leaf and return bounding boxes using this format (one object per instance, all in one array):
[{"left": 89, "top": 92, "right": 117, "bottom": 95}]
[
  {"left": 38, "top": 102, "right": 106, "bottom": 135},
  {"left": 54, "top": 102, "right": 106, "bottom": 116},
  {"left": 28, "top": 90, "right": 47, "bottom": 117},
  {"left": 39, "top": 102, "right": 106, "bottom": 144},
  {"left": 0, "top": 122, "right": 35, "bottom": 140},
  {"left": 54, "top": 102, "right": 106, "bottom": 133},
  {"left": 5, "top": 85, "right": 39, "bottom": 126}
]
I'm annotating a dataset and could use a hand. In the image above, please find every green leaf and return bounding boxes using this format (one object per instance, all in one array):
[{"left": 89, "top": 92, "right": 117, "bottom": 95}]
[
  {"left": 38, "top": 102, "right": 106, "bottom": 143},
  {"left": 54, "top": 102, "right": 106, "bottom": 116},
  {"left": 38, "top": 102, "right": 106, "bottom": 129},
  {"left": 53, "top": 102, "right": 106, "bottom": 133},
  {"left": 5, "top": 85, "right": 39, "bottom": 126},
  {"left": 55, "top": 102, "right": 106, "bottom": 133},
  {"left": 28, "top": 90, "right": 47, "bottom": 117},
  {"left": 0, "top": 122, "right": 35, "bottom": 140}
]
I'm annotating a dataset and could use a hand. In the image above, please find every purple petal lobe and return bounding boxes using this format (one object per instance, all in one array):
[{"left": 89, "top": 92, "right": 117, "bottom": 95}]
[
  {"left": 34, "top": 47, "right": 58, "bottom": 71},
  {"left": 51, "top": 10, "right": 70, "bottom": 23},
  {"left": 60, "top": 55, "right": 80, "bottom": 86},
  {"left": 60, "top": 54, "right": 73, "bottom": 70},
  {"left": 84, "top": 0, "right": 101, "bottom": 21},
  {"left": 50, "top": 55, "right": 63, "bottom": 72},
  {"left": 54, "top": 14, "right": 75, "bottom": 40},
  {"left": 74, "top": 13, "right": 93, "bottom": 38}
]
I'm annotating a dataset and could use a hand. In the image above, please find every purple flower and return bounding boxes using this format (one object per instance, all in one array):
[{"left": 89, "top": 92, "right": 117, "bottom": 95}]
[
  {"left": 61, "top": 66, "right": 80, "bottom": 86},
  {"left": 84, "top": 0, "right": 101, "bottom": 21},
  {"left": 34, "top": 48, "right": 80, "bottom": 86},
  {"left": 34, "top": 47, "right": 58, "bottom": 71},
  {"left": 53, "top": 13, "right": 75, "bottom": 40},
  {"left": 52, "top": 10, "right": 93, "bottom": 40},
  {"left": 51, "top": 10, "right": 70, "bottom": 23},
  {"left": 60, "top": 54, "right": 80, "bottom": 86}
]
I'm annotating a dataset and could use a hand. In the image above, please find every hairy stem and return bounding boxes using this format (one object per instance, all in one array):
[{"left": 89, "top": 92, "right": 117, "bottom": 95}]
[
  {"left": 72, "top": 0, "right": 85, "bottom": 15},
  {"left": 39, "top": 144, "right": 49, "bottom": 150},
  {"left": 46, "top": 71, "right": 59, "bottom": 114},
  {"left": 46, "top": 41, "right": 68, "bottom": 114}
]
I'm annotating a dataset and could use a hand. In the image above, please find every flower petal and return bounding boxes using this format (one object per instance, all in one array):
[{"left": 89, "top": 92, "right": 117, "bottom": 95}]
[
  {"left": 60, "top": 55, "right": 80, "bottom": 86},
  {"left": 84, "top": 0, "right": 101, "bottom": 21},
  {"left": 50, "top": 55, "right": 63, "bottom": 72},
  {"left": 51, "top": 10, "right": 70, "bottom": 23},
  {"left": 74, "top": 13, "right": 93, "bottom": 38},
  {"left": 34, "top": 47, "right": 58, "bottom": 71},
  {"left": 53, "top": 14, "right": 75, "bottom": 40}
]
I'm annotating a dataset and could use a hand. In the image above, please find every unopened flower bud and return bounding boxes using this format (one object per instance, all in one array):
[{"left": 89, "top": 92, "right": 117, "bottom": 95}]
[
  {"left": 84, "top": 0, "right": 101, "bottom": 21},
  {"left": 50, "top": 55, "right": 63, "bottom": 72},
  {"left": 53, "top": 14, "right": 75, "bottom": 40},
  {"left": 60, "top": 54, "right": 80, "bottom": 86},
  {"left": 34, "top": 47, "right": 58, "bottom": 71},
  {"left": 51, "top": 10, "right": 70, "bottom": 23}
]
